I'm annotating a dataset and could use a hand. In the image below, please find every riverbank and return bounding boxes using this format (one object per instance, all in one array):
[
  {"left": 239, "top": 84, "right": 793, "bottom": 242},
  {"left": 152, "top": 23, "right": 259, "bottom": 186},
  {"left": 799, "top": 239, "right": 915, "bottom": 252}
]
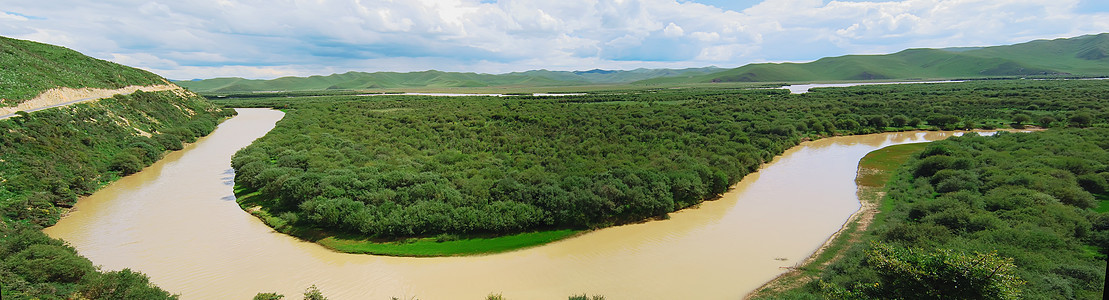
[
  {"left": 47, "top": 124, "right": 985, "bottom": 299},
  {"left": 233, "top": 185, "right": 583, "bottom": 256},
  {"left": 229, "top": 130, "right": 999, "bottom": 258},
  {"left": 747, "top": 142, "right": 929, "bottom": 298}
]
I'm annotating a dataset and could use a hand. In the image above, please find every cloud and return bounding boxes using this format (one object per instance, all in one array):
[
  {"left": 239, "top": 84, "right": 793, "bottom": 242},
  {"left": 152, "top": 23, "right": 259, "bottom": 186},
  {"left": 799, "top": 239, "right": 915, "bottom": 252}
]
[
  {"left": 663, "top": 23, "right": 685, "bottom": 37},
  {"left": 0, "top": 0, "right": 1106, "bottom": 79}
]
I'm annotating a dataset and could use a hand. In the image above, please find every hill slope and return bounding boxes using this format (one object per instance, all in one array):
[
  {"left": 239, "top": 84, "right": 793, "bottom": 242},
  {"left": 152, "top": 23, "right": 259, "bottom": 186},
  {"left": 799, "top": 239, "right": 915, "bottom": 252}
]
[
  {"left": 642, "top": 33, "right": 1109, "bottom": 84},
  {"left": 0, "top": 35, "right": 232, "bottom": 299},
  {"left": 0, "top": 36, "right": 168, "bottom": 105},
  {"left": 175, "top": 67, "right": 723, "bottom": 93}
]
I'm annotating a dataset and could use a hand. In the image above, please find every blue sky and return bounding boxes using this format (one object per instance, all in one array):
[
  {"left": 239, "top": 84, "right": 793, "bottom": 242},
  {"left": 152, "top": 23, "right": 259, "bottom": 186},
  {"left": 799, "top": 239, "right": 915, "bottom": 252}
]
[{"left": 2, "top": 0, "right": 1108, "bottom": 80}]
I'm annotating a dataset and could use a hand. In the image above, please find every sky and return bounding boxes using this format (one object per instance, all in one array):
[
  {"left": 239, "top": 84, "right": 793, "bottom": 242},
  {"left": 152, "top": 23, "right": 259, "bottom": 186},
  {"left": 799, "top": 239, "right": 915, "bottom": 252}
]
[{"left": 2, "top": 0, "right": 1108, "bottom": 80}]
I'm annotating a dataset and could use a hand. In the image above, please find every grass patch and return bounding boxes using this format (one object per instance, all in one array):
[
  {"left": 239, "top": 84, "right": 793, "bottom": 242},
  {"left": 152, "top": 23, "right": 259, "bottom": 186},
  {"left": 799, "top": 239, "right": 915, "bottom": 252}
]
[
  {"left": 1095, "top": 194, "right": 1109, "bottom": 213},
  {"left": 856, "top": 142, "right": 929, "bottom": 188},
  {"left": 317, "top": 229, "right": 581, "bottom": 257}
]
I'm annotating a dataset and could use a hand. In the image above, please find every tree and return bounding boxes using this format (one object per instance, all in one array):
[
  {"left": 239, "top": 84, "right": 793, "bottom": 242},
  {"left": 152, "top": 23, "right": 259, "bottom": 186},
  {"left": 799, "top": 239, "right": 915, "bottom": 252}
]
[
  {"left": 303, "top": 285, "right": 328, "bottom": 300},
  {"left": 79, "top": 269, "right": 178, "bottom": 300},
  {"left": 891, "top": 115, "right": 909, "bottom": 127},
  {"left": 109, "top": 152, "right": 145, "bottom": 175},
  {"left": 1038, "top": 116, "right": 1056, "bottom": 128},
  {"left": 5, "top": 244, "right": 95, "bottom": 284},
  {"left": 1011, "top": 114, "right": 1031, "bottom": 128},
  {"left": 908, "top": 117, "right": 923, "bottom": 127},
  {"left": 867, "top": 115, "right": 888, "bottom": 128},
  {"left": 926, "top": 115, "right": 961, "bottom": 130},
  {"left": 1069, "top": 112, "right": 1093, "bottom": 128}
]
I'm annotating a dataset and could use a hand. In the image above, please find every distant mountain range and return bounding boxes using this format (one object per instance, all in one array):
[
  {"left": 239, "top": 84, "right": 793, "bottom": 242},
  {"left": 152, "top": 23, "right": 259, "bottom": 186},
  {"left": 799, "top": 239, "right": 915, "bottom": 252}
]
[
  {"left": 176, "top": 33, "right": 1109, "bottom": 93},
  {"left": 644, "top": 33, "right": 1109, "bottom": 84},
  {"left": 175, "top": 67, "right": 724, "bottom": 93}
]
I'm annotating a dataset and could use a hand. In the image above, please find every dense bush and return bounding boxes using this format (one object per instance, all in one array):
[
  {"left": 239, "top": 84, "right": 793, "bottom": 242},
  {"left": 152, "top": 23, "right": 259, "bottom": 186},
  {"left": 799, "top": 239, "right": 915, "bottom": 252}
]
[
  {"left": 0, "top": 223, "right": 178, "bottom": 299},
  {"left": 0, "top": 90, "right": 234, "bottom": 226},
  {"left": 781, "top": 129, "right": 1109, "bottom": 299},
  {"left": 224, "top": 80, "right": 1108, "bottom": 239}
]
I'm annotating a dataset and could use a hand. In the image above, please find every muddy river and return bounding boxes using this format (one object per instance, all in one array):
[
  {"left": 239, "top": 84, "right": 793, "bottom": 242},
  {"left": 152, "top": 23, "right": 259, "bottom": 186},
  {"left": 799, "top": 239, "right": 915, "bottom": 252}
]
[{"left": 46, "top": 108, "right": 989, "bottom": 299}]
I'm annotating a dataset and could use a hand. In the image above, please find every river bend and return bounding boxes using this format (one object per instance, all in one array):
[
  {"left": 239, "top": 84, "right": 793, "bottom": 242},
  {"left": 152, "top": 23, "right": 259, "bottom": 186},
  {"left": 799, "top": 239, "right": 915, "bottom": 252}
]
[{"left": 46, "top": 108, "right": 982, "bottom": 299}]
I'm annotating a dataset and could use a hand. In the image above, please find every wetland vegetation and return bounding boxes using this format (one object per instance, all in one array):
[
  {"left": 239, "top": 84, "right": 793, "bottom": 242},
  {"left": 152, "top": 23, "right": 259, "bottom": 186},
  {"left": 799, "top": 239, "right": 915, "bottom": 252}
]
[
  {"left": 756, "top": 129, "right": 1109, "bottom": 299},
  {"left": 213, "top": 79, "right": 1108, "bottom": 258}
]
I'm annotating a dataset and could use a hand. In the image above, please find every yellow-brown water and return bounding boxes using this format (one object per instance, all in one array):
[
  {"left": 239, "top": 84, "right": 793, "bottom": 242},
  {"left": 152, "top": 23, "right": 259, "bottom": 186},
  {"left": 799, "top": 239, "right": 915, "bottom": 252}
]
[{"left": 45, "top": 108, "right": 985, "bottom": 299}]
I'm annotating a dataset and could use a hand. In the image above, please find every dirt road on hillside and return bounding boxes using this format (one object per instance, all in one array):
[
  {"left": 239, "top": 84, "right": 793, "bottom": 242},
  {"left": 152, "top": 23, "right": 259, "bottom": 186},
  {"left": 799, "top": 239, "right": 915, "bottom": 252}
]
[{"left": 0, "top": 84, "right": 183, "bottom": 119}]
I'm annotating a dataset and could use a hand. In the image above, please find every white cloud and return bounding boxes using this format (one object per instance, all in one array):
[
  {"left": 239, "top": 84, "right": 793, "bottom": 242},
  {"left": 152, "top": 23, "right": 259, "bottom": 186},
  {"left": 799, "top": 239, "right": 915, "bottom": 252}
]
[
  {"left": 663, "top": 22, "right": 685, "bottom": 37},
  {"left": 0, "top": 0, "right": 1106, "bottom": 79}
]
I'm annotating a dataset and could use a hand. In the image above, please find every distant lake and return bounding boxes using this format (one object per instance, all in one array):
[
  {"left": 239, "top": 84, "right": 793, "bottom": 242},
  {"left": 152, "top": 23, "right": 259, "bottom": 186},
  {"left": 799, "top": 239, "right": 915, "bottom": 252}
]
[
  {"left": 357, "top": 92, "right": 588, "bottom": 97},
  {"left": 782, "top": 80, "right": 963, "bottom": 94}
]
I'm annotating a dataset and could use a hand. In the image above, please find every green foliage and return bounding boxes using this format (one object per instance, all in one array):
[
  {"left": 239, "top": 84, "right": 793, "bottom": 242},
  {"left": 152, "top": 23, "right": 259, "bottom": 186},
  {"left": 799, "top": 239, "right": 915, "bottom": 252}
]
[
  {"left": 302, "top": 285, "right": 328, "bottom": 300},
  {"left": 863, "top": 242, "right": 1024, "bottom": 299},
  {"left": 0, "top": 90, "right": 229, "bottom": 295},
  {"left": 252, "top": 285, "right": 333, "bottom": 300},
  {"left": 79, "top": 269, "right": 178, "bottom": 300},
  {"left": 5, "top": 243, "right": 95, "bottom": 284},
  {"left": 0, "top": 91, "right": 233, "bottom": 227},
  {"left": 0, "top": 224, "right": 177, "bottom": 299},
  {"left": 177, "top": 68, "right": 725, "bottom": 93},
  {"left": 227, "top": 80, "right": 1108, "bottom": 245},
  {"left": 230, "top": 88, "right": 809, "bottom": 237},
  {"left": 782, "top": 129, "right": 1109, "bottom": 299},
  {"left": 0, "top": 37, "right": 231, "bottom": 299},
  {"left": 317, "top": 229, "right": 580, "bottom": 256},
  {"left": 0, "top": 36, "right": 166, "bottom": 104}
]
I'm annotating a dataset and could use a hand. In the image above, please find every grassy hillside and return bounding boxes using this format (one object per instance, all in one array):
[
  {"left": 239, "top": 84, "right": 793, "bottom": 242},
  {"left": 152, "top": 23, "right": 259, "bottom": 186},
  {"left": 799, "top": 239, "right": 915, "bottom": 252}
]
[
  {"left": 506, "top": 67, "right": 723, "bottom": 84},
  {"left": 175, "top": 67, "right": 723, "bottom": 93},
  {"left": 0, "top": 36, "right": 167, "bottom": 105},
  {"left": 0, "top": 37, "right": 234, "bottom": 299},
  {"left": 641, "top": 33, "right": 1109, "bottom": 84},
  {"left": 177, "top": 70, "right": 578, "bottom": 93},
  {"left": 179, "top": 34, "right": 1109, "bottom": 92}
]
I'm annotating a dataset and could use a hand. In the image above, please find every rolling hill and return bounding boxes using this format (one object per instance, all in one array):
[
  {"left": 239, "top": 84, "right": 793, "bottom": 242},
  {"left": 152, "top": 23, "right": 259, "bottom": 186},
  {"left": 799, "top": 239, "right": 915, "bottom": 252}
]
[
  {"left": 0, "top": 36, "right": 168, "bottom": 104},
  {"left": 177, "top": 33, "right": 1109, "bottom": 92},
  {"left": 643, "top": 33, "right": 1109, "bottom": 84},
  {"left": 175, "top": 67, "right": 723, "bottom": 93}
]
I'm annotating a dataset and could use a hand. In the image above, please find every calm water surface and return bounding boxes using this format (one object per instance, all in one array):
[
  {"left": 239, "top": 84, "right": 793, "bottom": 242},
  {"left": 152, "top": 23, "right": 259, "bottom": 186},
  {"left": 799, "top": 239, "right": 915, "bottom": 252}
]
[
  {"left": 782, "top": 81, "right": 962, "bottom": 93},
  {"left": 46, "top": 108, "right": 990, "bottom": 299}
]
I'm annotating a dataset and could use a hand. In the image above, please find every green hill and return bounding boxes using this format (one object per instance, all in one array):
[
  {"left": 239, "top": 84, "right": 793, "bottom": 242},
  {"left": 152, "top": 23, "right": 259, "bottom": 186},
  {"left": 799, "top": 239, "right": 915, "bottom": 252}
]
[
  {"left": 176, "top": 70, "right": 577, "bottom": 93},
  {"left": 0, "top": 36, "right": 168, "bottom": 105},
  {"left": 1, "top": 35, "right": 232, "bottom": 299},
  {"left": 641, "top": 33, "right": 1109, "bottom": 84},
  {"left": 179, "top": 33, "right": 1109, "bottom": 92},
  {"left": 175, "top": 67, "right": 723, "bottom": 93},
  {"left": 506, "top": 67, "right": 723, "bottom": 83}
]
